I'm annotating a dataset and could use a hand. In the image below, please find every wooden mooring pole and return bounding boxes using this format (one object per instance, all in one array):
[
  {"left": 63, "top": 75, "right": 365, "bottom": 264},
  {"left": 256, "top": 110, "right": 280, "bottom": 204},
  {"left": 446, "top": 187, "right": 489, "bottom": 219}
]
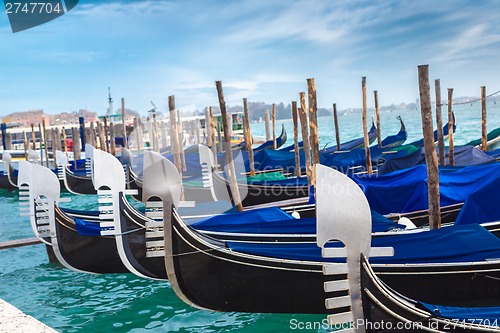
[
  {"left": 169, "top": 96, "right": 183, "bottom": 176},
  {"left": 177, "top": 110, "right": 187, "bottom": 172},
  {"left": 216, "top": 121, "right": 223, "bottom": 152},
  {"left": 216, "top": 81, "right": 243, "bottom": 212},
  {"left": 374, "top": 91, "right": 382, "bottom": 148},
  {"left": 481, "top": 86, "right": 487, "bottom": 151},
  {"left": 209, "top": 107, "right": 218, "bottom": 170},
  {"left": 447, "top": 88, "right": 454, "bottom": 166},
  {"left": 62, "top": 127, "right": 68, "bottom": 159},
  {"left": 361, "top": 77, "right": 373, "bottom": 175},
  {"left": 152, "top": 110, "right": 159, "bottom": 153},
  {"left": 133, "top": 118, "right": 141, "bottom": 154},
  {"left": 51, "top": 129, "right": 58, "bottom": 166},
  {"left": 299, "top": 93, "right": 312, "bottom": 187},
  {"left": 103, "top": 117, "right": 110, "bottom": 153},
  {"left": 72, "top": 127, "right": 81, "bottom": 161},
  {"left": 42, "top": 118, "right": 49, "bottom": 167},
  {"left": 30, "top": 124, "right": 36, "bottom": 152},
  {"left": 435, "top": 79, "right": 445, "bottom": 166},
  {"left": 333, "top": 103, "right": 341, "bottom": 151},
  {"left": 38, "top": 123, "right": 44, "bottom": 166},
  {"left": 243, "top": 98, "right": 255, "bottom": 176},
  {"left": 264, "top": 110, "right": 271, "bottom": 141},
  {"left": 89, "top": 121, "right": 96, "bottom": 148},
  {"left": 22, "top": 131, "right": 28, "bottom": 161},
  {"left": 121, "top": 98, "right": 128, "bottom": 149},
  {"left": 272, "top": 104, "right": 277, "bottom": 149},
  {"left": 307, "top": 78, "right": 319, "bottom": 188},
  {"left": 205, "top": 107, "right": 213, "bottom": 147},
  {"left": 418, "top": 65, "right": 440, "bottom": 230},
  {"left": 307, "top": 78, "right": 319, "bottom": 165},
  {"left": 97, "top": 122, "right": 105, "bottom": 151},
  {"left": 110, "top": 123, "right": 116, "bottom": 156},
  {"left": 292, "top": 101, "right": 301, "bottom": 177}
]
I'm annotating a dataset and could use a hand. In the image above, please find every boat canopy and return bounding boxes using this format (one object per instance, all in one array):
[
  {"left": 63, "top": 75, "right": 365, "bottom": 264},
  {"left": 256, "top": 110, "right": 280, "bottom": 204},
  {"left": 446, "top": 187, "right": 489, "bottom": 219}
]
[
  {"left": 227, "top": 224, "right": 500, "bottom": 264},
  {"left": 378, "top": 145, "right": 495, "bottom": 175},
  {"left": 455, "top": 175, "right": 500, "bottom": 226},
  {"left": 356, "top": 162, "right": 500, "bottom": 214},
  {"left": 191, "top": 207, "right": 403, "bottom": 234},
  {"left": 418, "top": 301, "right": 500, "bottom": 321}
]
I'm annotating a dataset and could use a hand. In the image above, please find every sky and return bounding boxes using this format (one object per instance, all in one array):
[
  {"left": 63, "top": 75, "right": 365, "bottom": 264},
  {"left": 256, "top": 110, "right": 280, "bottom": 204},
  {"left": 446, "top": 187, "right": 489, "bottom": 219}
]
[{"left": 1, "top": 0, "right": 500, "bottom": 117}]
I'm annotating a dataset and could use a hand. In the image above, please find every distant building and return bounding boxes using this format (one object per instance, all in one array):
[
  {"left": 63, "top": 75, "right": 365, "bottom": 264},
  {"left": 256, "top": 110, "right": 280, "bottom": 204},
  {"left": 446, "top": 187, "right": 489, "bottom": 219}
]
[
  {"left": 1, "top": 109, "right": 47, "bottom": 127},
  {"left": 50, "top": 109, "right": 98, "bottom": 126},
  {"left": 2, "top": 109, "right": 98, "bottom": 128}
]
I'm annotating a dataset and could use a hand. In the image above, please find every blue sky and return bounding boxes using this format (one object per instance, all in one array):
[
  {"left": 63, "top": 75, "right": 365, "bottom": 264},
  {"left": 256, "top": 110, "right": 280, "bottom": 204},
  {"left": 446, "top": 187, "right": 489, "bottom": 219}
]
[{"left": 1, "top": 0, "right": 500, "bottom": 117}]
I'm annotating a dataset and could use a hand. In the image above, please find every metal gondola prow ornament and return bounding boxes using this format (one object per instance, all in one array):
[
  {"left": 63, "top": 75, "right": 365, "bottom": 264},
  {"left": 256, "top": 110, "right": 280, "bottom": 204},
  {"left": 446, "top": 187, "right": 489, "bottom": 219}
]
[
  {"left": 142, "top": 150, "right": 181, "bottom": 207},
  {"left": 198, "top": 144, "right": 234, "bottom": 204},
  {"left": 17, "top": 161, "right": 79, "bottom": 271},
  {"left": 2, "top": 151, "right": 17, "bottom": 188},
  {"left": 315, "top": 164, "right": 393, "bottom": 332},
  {"left": 55, "top": 150, "right": 74, "bottom": 194}
]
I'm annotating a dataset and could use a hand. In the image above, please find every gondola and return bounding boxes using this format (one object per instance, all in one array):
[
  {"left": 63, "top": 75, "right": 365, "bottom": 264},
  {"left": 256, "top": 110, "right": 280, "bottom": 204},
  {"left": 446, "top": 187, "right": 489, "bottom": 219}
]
[
  {"left": 249, "top": 124, "right": 287, "bottom": 152},
  {"left": 211, "top": 165, "right": 309, "bottom": 206},
  {"left": 92, "top": 148, "right": 315, "bottom": 279},
  {"left": 322, "top": 121, "right": 377, "bottom": 153},
  {"left": 55, "top": 149, "right": 96, "bottom": 195},
  {"left": 250, "top": 121, "right": 409, "bottom": 175},
  {"left": 165, "top": 164, "right": 500, "bottom": 314},
  {"left": 315, "top": 166, "right": 500, "bottom": 332},
  {"left": 17, "top": 161, "right": 128, "bottom": 274},
  {"left": 29, "top": 152, "right": 500, "bottom": 284},
  {"left": 0, "top": 149, "right": 41, "bottom": 189},
  {"left": 377, "top": 116, "right": 407, "bottom": 148},
  {"left": 89, "top": 149, "right": 385, "bottom": 279},
  {"left": 0, "top": 151, "right": 18, "bottom": 189},
  {"left": 358, "top": 255, "right": 500, "bottom": 332}
]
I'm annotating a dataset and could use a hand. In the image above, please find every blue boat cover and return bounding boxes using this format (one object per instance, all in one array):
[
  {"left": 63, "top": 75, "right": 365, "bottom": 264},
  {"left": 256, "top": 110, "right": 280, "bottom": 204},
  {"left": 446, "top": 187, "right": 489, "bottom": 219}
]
[
  {"left": 191, "top": 207, "right": 403, "bottom": 234},
  {"left": 378, "top": 145, "right": 495, "bottom": 175},
  {"left": 379, "top": 127, "right": 407, "bottom": 148},
  {"left": 227, "top": 224, "right": 500, "bottom": 264},
  {"left": 486, "top": 147, "right": 500, "bottom": 159},
  {"left": 279, "top": 140, "right": 304, "bottom": 152},
  {"left": 454, "top": 175, "right": 500, "bottom": 225},
  {"left": 179, "top": 200, "right": 235, "bottom": 218},
  {"left": 419, "top": 302, "right": 500, "bottom": 321},
  {"left": 354, "top": 162, "right": 500, "bottom": 215},
  {"left": 323, "top": 123, "right": 377, "bottom": 153},
  {"left": 75, "top": 218, "right": 101, "bottom": 237},
  {"left": 252, "top": 130, "right": 286, "bottom": 152}
]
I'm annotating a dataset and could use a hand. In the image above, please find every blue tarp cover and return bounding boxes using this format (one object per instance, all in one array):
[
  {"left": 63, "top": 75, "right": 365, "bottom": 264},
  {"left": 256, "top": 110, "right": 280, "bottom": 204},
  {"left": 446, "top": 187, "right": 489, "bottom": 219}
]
[
  {"left": 227, "top": 224, "right": 500, "bottom": 264},
  {"left": 378, "top": 145, "right": 495, "bottom": 175},
  {"left": 191, "top": 207, "right": 294, "bottom": 231},
  {"left": 191, "top": 207, "right": 403, "bottom": 234},
  {"left": 323, "top": 123, "right": 377, "bottom": 153},
  {"left": 454, "top": 175, "right": 500, "bottom": 225},
  {"left": 75, "top": 218, "right": 101, "bottom": 237},
  {"left": 380, "top": 128, "right": 407, "bottom": 148},
  {"left": 419, "top": 302, "right": 500, "bottom": 321},
  {"left": 354, "top": 162, "right": 500, "bottom": 215}
]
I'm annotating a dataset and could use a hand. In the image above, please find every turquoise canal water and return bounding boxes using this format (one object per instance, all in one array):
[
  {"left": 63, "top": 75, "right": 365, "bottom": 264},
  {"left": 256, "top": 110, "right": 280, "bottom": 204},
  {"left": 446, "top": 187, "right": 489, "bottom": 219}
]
[{"left": 0, "top": 102, "right": 499, "bottom": 332}]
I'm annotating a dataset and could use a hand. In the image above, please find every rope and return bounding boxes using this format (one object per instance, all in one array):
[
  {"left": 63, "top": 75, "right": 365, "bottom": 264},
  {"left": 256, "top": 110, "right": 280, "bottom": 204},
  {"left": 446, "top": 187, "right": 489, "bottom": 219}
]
[
  {"left": 163, "top": 246, "right": 227, "bottom": 258},
  {"left": 438, "top": 89, "right": 500, "bottom": 107}
]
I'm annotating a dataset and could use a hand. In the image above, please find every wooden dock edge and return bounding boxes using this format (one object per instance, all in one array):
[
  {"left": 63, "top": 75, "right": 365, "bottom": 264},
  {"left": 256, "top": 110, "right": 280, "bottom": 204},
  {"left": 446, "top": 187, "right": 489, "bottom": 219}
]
[{"left": 0, "top": 298, "right": 58, "bottom": 332}]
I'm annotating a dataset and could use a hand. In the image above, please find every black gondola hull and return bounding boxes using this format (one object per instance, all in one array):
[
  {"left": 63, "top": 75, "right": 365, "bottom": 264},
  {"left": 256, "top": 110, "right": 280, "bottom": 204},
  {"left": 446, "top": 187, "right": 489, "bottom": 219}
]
[
  {"left": 169, "top": 211, "right": 500, "bottom": 314},
  {"left": 54, "top": 206, "right": 128, "bottom": 273}
]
